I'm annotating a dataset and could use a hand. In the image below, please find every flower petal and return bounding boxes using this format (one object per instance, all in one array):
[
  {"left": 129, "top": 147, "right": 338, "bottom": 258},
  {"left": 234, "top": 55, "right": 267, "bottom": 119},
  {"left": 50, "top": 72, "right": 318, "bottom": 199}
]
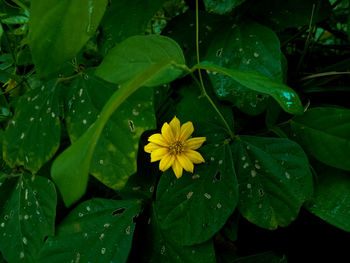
[
  {"left": 184, "top": 150, "right": 205, "bottom": 164},
  {"left": 172, "top": 158, "right": 183, "bottom": 179},
  {"left": 161, "top": 122, "right": 174, "bottom": 143},
  {"left": 169, "top": 116, "right": 181, "bottom": 139},
  {"left": 184, "top": 137, "right": 206, "bottom": 150},
  {"left": 179, "top": 121, "right": 194, "bottom": 141},
  {"left": 148, "top": 133, "right": 169, "bottom": 147},
  {"left": 159, "top": 154, "right": 175, "bottom": 171},
  {"left": 151, "top": 147, "right": 168, "bottom": 162},
  {"left": 177, "top": 154, "right": 194, "bottom": 173},
  {"left": 144, "top": 142, "right": 163, "bottom": 153}
]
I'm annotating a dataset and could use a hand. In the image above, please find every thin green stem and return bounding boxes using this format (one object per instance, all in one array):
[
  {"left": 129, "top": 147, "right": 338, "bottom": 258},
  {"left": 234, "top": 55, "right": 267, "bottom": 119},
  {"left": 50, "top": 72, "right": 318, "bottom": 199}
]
[
  {"left": 189, "top": 72, "right": 234, "bottom": 139},
  {"left": 194, "top": 0, "right": 234, "bottom": 139}
]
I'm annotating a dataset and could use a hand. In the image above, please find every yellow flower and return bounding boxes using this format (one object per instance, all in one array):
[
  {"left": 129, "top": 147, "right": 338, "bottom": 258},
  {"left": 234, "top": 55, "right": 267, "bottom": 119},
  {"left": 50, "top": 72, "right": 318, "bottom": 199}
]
[{"left": 144, "top": 116, "right": 206, "bottom": 179}]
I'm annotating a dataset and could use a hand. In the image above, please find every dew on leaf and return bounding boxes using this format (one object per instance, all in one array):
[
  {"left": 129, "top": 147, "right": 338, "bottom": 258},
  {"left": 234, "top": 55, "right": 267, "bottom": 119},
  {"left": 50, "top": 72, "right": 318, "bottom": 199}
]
[
  {"left": 99, "top": 233, "right": 105, "bottom": 240},
  {"left": 186, "top": 191, "right": 193, "bottom": 199},
  {"left": 126, "top": 226, "right": 131, "bottom": 235},
  {"left": 104, "top": 223, "right": 110, "bottom": 228},
  {"left": 101, "top": 248, "right": 106, "bottom": 255},
  {"left": 132, "top": 109, "right": 139, "bottom": 116},
  {"left": 78, "top": 213, "right": 84, "bottom": 217},
  {"left": 19, "top": 251, "right": 24, "bottom": 259},
  {"left": 247, "top": 184, "right": 252, "bottom": 189},
  {"left": 254, "top": 52, "right": 259, "bottom": 57},
  {"left": 217, "top": 203, "right": 222, "bottom": 209},
  {"left": 243, "top": 162, "right": 249, "bottom": 169},
  {"left": 204, "top": 193, "right": 212, "bottom": 199},
  {"left": 192, "top": 174, "right": 200, "bottom": 179},
  {"left": 22, "top": 237, "right": 27, "bottom": 245},
  {"left": 20, "top": 133, "right": 25, "bottom": 139},
  {"left": 251, "top": 170, "right": 257, "bottom": 177},
  {"left": 160, "top": 245, "right": 166, "bottom": 255},
  {"left": 285, "top": 172, "right": 291, "bottom": 179},
  {"left": 149, "top": 186, "right": 154, "bottom": 193}
]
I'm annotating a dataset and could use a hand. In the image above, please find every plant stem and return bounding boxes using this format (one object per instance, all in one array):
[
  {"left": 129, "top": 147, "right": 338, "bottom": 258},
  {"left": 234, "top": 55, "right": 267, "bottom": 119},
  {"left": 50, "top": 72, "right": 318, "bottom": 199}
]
[{"left": 194, "top": 0, "right": 234, "bottom": 139}]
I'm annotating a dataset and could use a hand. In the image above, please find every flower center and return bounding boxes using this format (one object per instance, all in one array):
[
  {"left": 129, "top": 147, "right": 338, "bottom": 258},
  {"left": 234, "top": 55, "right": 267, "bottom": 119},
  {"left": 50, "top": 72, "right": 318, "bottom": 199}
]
[{"left": 168, "top": 141, "right": 184, "bottom": 155}]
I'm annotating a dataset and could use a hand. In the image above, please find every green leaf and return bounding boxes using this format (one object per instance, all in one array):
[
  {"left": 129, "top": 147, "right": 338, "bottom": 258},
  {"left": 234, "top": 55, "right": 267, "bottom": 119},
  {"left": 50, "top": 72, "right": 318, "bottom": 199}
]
[
  {"left": 99, "top": 0, "right": 166, "bottom": 55},
  {"left": 203, "top": 0, "right": 246, "bottom": 14},
  {"left": 251, "top": 0, "right": 331, "bottom": 31},
  {"left": 195, "top": 62, "right": 303, "bottom": 115},
  {"left": 95, "top": 35, "right": 186, "bottom": 87},
  {"left": 164, "top": 10, "right": 228, "bottom": 67},
  {"left": 305, "top": 166, "right": 350, "bottom": 232},
  {"left": 140, "top": 205, "right": 216, "bottom": 263},
  {"left": 0, "top": 174, "right": 57, "bottom": 263},
  {"left": 65, "top": 71, "right": 156, "bottom": 190},
  {"left": 156, "top": 143, "right": 238, "bottom": 246},
  {"left": 290, "top": 107, "right": 350, "bottom": 171},
  {"left": 232, "top": 136, "right": 313, "bottom": 229},
  {"left": 204, "top": 20, "right": 283, "bottom": 115},
  {"left": 29, "top": 0, "right": 108, "bottom": 78},
  {"left": 3, "top": 81, "right": 61, "bottom": 173},
  {"left": 38, "top": 198, "right": 141, "bottom": 263},
  {"left": 173, "top": 81, "right": 234, "bottom": 144},
  {"left": 119, "top": 132, "right": 160, "bottom": 201},
  {"left": 52, "top": 60, "right": 178, "bottom": 207}
]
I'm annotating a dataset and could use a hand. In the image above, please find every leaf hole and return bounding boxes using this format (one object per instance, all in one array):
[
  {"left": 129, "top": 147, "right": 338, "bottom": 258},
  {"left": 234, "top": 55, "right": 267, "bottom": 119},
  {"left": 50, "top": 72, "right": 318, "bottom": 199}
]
[
  {"left": 216, "top": 48, "right": 223, "bottom": 57},
  {"left": 258, "top": 188, "right": 264, "bottom": 196},
  {"left": 128, "top": 120, "right": 135, "bottom": 132},
  {"left": 215, "top": 171, "right": 221, "bottom": 181},
  {"left": 112, "top": 208, "right": 125, "bottom": 216},
  {"left": 256, "top": 94, "right": 263, "bottom": 99}
]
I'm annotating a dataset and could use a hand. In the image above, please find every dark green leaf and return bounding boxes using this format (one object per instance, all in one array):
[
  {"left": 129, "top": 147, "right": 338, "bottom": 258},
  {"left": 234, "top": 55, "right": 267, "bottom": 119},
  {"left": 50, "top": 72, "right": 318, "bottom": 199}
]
[
  {"left": 232, "top": 136, "right": 313, "bottom": 229},
  {"left": 95, "top": 35, "right": 186, "bottom": 87},
  {"left": 251, "top": 0, "right": 331, "bottom": 30},
  {"left": 174, "top": 81, "right": 234, "bottom": 144},
  {"left": 204, "top": 20, "right": 283, "bottom": 115},
  {"left": 3, "top": 81, "right": 61, "bottom": 173},
  {"left": 196, "top": 63, "right": 303, "bottom": 115},
  {"left": 305, "top": 166, "right": 350, "bottom": 232},
  {"left": 290, "top": 107, "right": 350, "bottom": 171},
  {"left": 204, "top": 0, "right": 246, "bottom": 14},
  {"left": 164, "top": 10, "right": 228, "bottom": 67},
  {"left": 65, "top": 71, "right": 156, "bottom": 190},
  {"left": 52, "top": 61, "right": 176, "bottom": 206},
  {"left": 0, "top": 174, "right": 57, "bottom": 263},
  {"left": 29, "top": 0, "right": 108, "bottom": 78},
  {"left": 38, "top": 198, "right": 141, "bottom": 263},
  {"left": 156, "top": 143, "right": 238, "bottom": 246},
  {"left": 99, "top": 0, "right": 166, "bottom": 55},
  {"left": 142, "top": 205, "right": 216, "bottom": 263}
]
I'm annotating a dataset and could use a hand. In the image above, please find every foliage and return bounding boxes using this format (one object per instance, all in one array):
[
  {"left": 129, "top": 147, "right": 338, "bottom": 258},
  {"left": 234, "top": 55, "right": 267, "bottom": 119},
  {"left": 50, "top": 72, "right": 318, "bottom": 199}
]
[{"left": 0, "top": 0, "right": 349, "bottom": 262}]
